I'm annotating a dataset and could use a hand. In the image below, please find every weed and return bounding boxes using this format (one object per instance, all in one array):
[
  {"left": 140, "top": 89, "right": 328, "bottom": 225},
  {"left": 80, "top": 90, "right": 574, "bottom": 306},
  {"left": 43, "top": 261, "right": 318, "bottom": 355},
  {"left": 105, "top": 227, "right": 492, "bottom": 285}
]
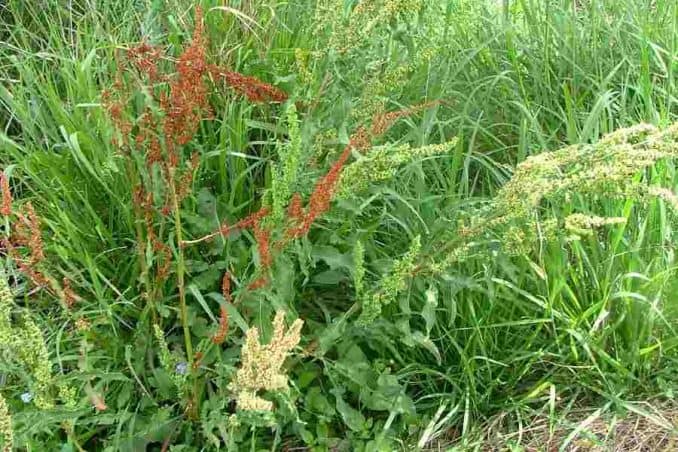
[{"left": 1, "top": 0, "right": 677, "bottom": 450}]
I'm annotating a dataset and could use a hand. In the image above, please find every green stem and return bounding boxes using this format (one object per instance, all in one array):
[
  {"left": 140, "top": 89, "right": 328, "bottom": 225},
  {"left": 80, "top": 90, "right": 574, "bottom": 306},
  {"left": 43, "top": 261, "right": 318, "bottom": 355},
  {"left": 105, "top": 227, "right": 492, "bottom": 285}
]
[
  {"left": 171, "top": 182, "right": 193, "bottom": 368},
  {"left": 126, "top": 159, "right": 156, "bottom": 323},
  {"left": 169, "top": 174, "right": 201, "bottom": 419}
]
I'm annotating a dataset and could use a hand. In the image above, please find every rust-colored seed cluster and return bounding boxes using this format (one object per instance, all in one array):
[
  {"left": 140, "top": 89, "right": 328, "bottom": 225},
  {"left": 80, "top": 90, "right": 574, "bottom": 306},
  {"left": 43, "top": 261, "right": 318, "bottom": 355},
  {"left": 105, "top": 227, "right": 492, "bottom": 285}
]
[
  {"left": 287, "top": 192, "right": 303, "bottom": 223},
  {"left": 212, "top": 69, "right": 288, "bottom": 103},
  {"left": 3, "top": 203, "right": 49, "bottom": 288},
  {"left": 253, "top": 221, "right": 272, "bottom": 268},
  {"left": 247, "top": 276, "right": 269, "bottom": 291},
  {"left": 101, "top": 73, "right": 132, "bottom": 149},
  {"left": 132, "top": 186, "right": 171, "bottom": 280},
  {"left": 217, "top": 207, "right": 270, "bottom": 237},
  {"left": 287, "top": 127, "right": 371, "bottom": 239},
  {"left": 0, "top": 181, "right": 79, "bottom": 305},
  {"left": 221, "top": 271, "right": 232, "bottom": 303},
  {"left": 0, "top": 173, "right": 11, "bottom": 216},
  {"left": 135, "top": 110, "right": 162, "bottom": 168},
  {"left": 193, "top": 351, "right": 204, "bottom": 371},
  {"left": 212, "top": 272, "right": 231, "bottom": 345},
  {"left": 126, "top": 41, "right": 162, "bottom": 82},
  {"left": 212, "top": 307, "right": 228, "bottom": 345},
  {"left": 162, "top": 7, "right": 212, "bottom": 160},
  {"left": 62, "top": 278, "right": 78, "bottom": 308},
  {"left": 287, "top": 103, "right": 431, "bottom": 234},
  {"left": 16, "top": 203, "right": 45, "bottom": 265},
  {"left": 370, "top": 100, "right": 441, "bottom": 137}
]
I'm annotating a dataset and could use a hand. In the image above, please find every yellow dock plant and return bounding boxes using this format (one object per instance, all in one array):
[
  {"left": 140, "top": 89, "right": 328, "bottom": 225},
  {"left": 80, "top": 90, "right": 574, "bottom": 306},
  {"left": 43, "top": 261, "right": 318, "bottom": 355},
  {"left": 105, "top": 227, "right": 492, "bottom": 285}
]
[
  {"left": 0, "top": 267, "right": 75, "bottom": 412},
  {"left": 0, "top": 393, "right": 11, "bottom": 452},
  {"left": 432, "top": 122, "right": 678, "bottom": 270},
  {"left": 337, "top": 139, "right": 459, "bottom": 199},
  {"left": 229, "top": 310, "right": 303, "bottom": 412},
  {"left": 358, "top": 236, "right": 422, "bottom": 325}
]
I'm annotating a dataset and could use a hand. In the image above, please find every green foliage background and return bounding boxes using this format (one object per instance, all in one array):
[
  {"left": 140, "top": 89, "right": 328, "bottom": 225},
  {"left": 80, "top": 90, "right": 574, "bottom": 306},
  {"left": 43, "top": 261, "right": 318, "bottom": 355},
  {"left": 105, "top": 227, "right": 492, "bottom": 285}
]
[{"left": 1, "top": 0, "right": 677, "bottom": 450}]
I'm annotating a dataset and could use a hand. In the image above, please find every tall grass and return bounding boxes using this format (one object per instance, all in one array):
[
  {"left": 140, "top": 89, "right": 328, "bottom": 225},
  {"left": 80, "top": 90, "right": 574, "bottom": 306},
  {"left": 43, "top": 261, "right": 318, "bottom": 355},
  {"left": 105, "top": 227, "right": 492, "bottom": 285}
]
[{"left": 0, "top": 0, "right": 677, "bottom": 450}]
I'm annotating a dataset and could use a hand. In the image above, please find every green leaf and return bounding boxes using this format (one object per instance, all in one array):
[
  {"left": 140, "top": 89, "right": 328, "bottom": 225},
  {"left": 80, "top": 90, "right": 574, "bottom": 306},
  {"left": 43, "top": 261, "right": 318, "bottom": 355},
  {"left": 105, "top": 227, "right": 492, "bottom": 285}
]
[
  {"left": 312, "top": 269, "right": 348, "bottom": 285},
  {"left": 422, "top": 285, "right": 438, "bottom": 335},
  {"left": 411, "top": 331, "right": 441, "bottom": 365},
  {"left": 319, "top": 318, "right": 347, "bottom": 353},
  {"left": 191, "top": 267, "right": 222, "bottom": 290},
  {"left": 312, "top": 245, "right": 353, "bottom": 270},
  {"left": 273, "top": 255, "right": 296, "bottom": 303},
  {"left": 331, "top": 388, "right": 367, "bottom": 432},
  {"left": 297, "top": 363, "right": 321, "bottom": 388},
  {"left": 306, "top": 387, "right": 336, "bottom": 416}
]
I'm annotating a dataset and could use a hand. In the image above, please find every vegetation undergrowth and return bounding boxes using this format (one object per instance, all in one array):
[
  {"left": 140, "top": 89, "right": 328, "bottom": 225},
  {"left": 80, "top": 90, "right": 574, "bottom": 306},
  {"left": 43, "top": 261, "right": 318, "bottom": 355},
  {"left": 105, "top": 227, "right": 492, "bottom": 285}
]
[{"left": 0, "top": 0, "right": 677, "bottom": 450}]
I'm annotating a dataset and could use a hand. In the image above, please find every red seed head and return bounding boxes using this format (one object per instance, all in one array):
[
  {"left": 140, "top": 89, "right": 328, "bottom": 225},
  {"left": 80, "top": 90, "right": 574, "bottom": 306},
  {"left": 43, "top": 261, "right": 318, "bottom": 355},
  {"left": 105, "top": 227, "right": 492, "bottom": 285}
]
[
  {"left": 370, "top": 100, "right": 440, "bottom": 138},
  {"left": 0, "top": 173, "right": 12, "bottom": 216},
  {"left": 62, "top": 278, "right": 78, "bottom": 309},
  {"left": 211, "top": 306, "right": 229, "bottom": 345},
  {"left": 247, "top": 276, "right": 269, "bottom": 291},
  {"left": 253, "top": 221, "right": 272, "bottom": 269},
  {"left": 287, "top": 192, "right": 303, "bottom": 223},
  {"left": 8, "top": 203, "right": 49, "bottom": 288},
  {"left": 221, "top": 272, "right": 232, "bottom": 303},
  {"left": 23, "top": 203, "right": 45, "bottom": 264},
  {"left": 213, "top": 68, "right": 288, "bottom": 103},
  {"left": 127, "top": 41, "right": 163, "bottom": 82}
]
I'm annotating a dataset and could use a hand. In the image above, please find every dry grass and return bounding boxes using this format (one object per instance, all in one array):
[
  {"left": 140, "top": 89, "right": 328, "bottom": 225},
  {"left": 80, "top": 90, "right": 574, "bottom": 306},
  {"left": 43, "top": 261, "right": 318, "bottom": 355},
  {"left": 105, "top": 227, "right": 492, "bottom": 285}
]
[{"left": 433, "top": 400, "right": 678, "bottom": 451}]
